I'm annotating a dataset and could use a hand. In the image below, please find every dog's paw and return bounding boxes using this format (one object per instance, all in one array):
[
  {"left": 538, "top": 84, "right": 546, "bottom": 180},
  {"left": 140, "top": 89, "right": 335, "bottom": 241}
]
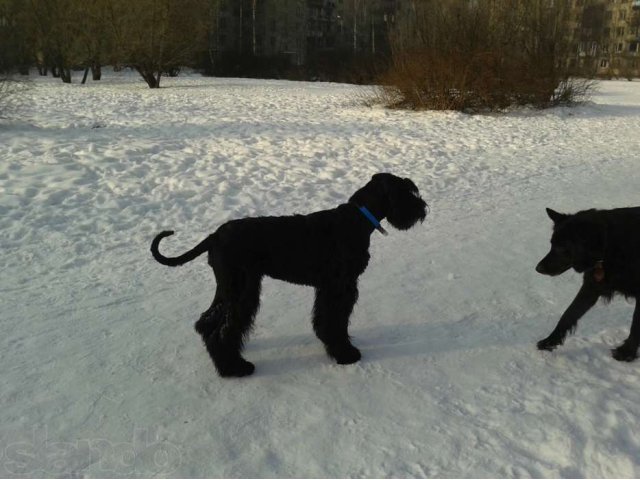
[
  {"left": 611, "top": 344, "right": 638, "bottom": 362},
  {"left": 331, "top": 344, "right": 362, "bottom": 365},
  {"left": 537, "top": 336, "right": 561, "bottom": 351},
  {"left": 218, "top": 359, "right": 256, "bottom": 378}
]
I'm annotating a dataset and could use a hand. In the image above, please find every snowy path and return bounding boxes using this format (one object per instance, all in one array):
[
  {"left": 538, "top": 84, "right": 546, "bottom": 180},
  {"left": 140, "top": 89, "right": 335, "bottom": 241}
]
[{"left": 1, "top": 74, "right": 640, "bottom": 477}]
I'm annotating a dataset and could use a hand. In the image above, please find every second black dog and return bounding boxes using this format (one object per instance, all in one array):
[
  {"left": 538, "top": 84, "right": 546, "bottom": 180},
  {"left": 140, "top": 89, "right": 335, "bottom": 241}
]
[
  {"left": 151, "top": 173, "right": 427, "bottom": 377},
  {"left": 536, "top": 207, "right": 640, "bottom": 361}
]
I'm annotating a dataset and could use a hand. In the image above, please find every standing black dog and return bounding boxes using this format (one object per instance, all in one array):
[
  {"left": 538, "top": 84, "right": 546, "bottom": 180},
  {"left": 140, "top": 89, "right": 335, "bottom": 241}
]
[
  {"left": 151, "top": 173, "right": 427, "bottom": 377},
  {"left": 536, "top": 207, "right": 640, "bottom": 361}
]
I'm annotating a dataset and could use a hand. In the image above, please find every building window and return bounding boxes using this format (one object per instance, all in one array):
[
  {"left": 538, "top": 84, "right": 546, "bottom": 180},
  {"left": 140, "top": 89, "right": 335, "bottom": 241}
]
[
  {"left": 617, "top": 27, "right": 625, "bottom": 37},
  {"left": 600, "top": 59, "right": 609, "bottom": 68},
  {"left": 630, "top": 42, "right": 639, "bottom": 52},
  {"left": 617, "top": 42, "right": 624, "bottom": 51}
]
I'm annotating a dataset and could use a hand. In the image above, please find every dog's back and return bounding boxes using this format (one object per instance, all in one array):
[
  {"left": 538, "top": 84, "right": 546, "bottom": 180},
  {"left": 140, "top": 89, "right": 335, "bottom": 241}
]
[
  {"left": 595, "top": 207, "right": 640, "bottom": 297},
  {"left": 213, "top": 204, "right": 371, "bottom": 286}
]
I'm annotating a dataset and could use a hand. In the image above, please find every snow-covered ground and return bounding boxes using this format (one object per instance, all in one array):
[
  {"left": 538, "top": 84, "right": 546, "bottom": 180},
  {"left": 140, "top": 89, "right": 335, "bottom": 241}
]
[{"left": 1, "top": 72, "right": 640, "bottom": 478}]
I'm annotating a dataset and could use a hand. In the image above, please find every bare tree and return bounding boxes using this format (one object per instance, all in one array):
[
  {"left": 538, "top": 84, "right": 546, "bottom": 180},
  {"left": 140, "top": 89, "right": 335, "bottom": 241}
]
[
  {"left": 27, "top": 0, "right": 90, "bottom": 83},
  {"left": 106, "top": 0, "right": 210, "bottom": 88},
  {"left": 341, "top": 0, "right": 364, "bottom": 54},
  {"left": 74, "top": 0, "right": 114, "bottom": 83}
]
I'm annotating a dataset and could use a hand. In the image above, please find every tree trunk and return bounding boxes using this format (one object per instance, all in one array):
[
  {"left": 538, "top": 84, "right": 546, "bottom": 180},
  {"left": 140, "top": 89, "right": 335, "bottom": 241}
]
[
  {"left": 353, "top": 1, "right": 358, "bottom": 54},
  {"left": 252, "top": 0, "right": 257, "bottom": 55},
  {"left": 91, "top": 63, "right": 102, "bottom": 81},
  {"left": 371, "top": 13, "right": 375, "bottom": 54},
  {"left": 81, "top": 67, "right": 90, "bottom": 84},
  {"left": 60, "top": 67, "right": 72, "bottom": 83},
  {"left": 136, "top": 67, "right": 160, "bottom": 88},
  {"left": 239, "top": 5, "right": 243, "bottom": 53}
]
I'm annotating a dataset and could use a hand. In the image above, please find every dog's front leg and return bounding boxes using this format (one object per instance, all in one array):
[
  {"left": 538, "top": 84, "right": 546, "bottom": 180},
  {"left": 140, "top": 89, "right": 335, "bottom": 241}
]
[
  {"left": 537, "top": 282, "right": 599, "bottom": 351},
  {"left": 312, "top": 282, "right": 361, "bottom": 365},
  {"left": 612, "top": 300, "right": 640, "bottom": 362}
]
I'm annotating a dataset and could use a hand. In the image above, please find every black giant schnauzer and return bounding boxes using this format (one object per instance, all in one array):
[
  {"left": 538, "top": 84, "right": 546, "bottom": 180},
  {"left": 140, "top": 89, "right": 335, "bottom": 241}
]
[
  {"left": 151, "top": 173, "right": 427, "bottom": 377},
  {"left": 536, "top": 207, "right": 640, "bottom": 361}
]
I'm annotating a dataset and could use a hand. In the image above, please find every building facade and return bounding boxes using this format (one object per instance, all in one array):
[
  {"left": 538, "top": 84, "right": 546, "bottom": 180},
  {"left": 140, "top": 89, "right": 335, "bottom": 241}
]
[{"left": 569, "top": 0, "right": 640, "bottom": 78}]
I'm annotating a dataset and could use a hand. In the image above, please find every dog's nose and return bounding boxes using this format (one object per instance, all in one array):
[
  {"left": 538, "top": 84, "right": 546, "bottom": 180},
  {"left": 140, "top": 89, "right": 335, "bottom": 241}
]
[{"left": 535, "top": 263, "right": 545, "bottom": 274}]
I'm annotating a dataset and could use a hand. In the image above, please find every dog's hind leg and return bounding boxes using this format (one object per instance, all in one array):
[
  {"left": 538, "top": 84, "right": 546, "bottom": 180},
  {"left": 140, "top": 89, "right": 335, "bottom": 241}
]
[
  {"left": 612, "top": 300, "right": 640, "bottom": 362},
  {"left": 197, "top": 268, "right": 262, "bottom": 378},
  {"left": 537, "top": 282, "right": 599, "bottom": 351},
  {"left": 312, "top": 282, "right": 361, "bottom": 365},
  {"left": 195, "top": 292, "right": 225, "bottom": 339}
]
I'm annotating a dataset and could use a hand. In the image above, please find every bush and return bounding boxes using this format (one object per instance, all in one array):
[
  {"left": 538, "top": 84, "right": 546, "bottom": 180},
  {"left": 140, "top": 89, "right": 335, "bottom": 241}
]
[{"left": 374, "top": 0, "right": 591, "bottom": 112}]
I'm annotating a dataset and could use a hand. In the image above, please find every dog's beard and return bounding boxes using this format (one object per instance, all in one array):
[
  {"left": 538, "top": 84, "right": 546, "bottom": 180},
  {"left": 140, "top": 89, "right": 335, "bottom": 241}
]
[{"left": 387, "top": 198, "right": 427, "bottom": 231}]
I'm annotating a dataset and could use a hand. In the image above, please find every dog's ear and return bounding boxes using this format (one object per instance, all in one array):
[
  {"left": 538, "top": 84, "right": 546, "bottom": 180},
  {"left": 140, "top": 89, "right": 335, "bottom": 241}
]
[
  {"left": 546, "top": 208, "right": 569, "bottom": 224},
  {"left": 402, "top": 177, "right": 419, "bottom": 194}
]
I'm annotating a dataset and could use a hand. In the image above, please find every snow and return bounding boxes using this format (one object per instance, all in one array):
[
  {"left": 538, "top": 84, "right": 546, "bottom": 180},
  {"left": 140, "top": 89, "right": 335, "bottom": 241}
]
[{"left": 1, "top": 72, "right": 640, "bottom": 477}]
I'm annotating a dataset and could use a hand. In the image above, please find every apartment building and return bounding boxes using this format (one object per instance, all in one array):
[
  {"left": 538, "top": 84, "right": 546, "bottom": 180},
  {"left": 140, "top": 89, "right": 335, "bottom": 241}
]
[{"left": 569, "top": 0, "right": 640, "bottom": 77}]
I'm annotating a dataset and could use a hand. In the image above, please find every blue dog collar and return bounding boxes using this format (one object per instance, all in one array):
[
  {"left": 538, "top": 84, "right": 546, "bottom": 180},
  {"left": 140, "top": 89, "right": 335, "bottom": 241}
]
[{"left": 357, "top": 205, "right": 388, "bottom": 236}]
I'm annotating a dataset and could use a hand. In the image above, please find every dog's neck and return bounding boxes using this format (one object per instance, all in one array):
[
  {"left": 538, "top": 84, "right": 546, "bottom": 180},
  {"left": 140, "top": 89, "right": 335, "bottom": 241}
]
[
  {"left": 349, "top": 192, "right": 387, "bottom": 219},
  {"left": 592, "top": 260, "right": 605, "bottom": 282},
  {"left": 355, "top": 205, "right": 388, "bottom": 236},
  {"left": 348, "top": 201, "right": 387, "bottom": 236}
]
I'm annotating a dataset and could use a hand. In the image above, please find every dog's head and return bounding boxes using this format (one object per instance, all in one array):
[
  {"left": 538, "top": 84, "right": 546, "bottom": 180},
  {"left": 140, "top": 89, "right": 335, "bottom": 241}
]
[
  {"left": 350, "top": 173, "right": 428, "bottom": 230},
  {"left": 536, "top": 208, "right": 606, "bottom": 276}
]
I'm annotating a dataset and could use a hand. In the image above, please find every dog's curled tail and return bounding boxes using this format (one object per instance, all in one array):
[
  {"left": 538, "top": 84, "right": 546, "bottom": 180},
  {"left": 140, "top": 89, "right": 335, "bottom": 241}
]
[{"left": 150, "top": 230, "right": 213, "bottom": 267}]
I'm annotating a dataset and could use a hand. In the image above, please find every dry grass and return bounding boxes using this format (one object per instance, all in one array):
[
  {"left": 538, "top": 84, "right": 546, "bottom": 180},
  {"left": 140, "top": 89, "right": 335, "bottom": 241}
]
[{"left": 0, "top": 76, "right": 30, "bottom": 118}]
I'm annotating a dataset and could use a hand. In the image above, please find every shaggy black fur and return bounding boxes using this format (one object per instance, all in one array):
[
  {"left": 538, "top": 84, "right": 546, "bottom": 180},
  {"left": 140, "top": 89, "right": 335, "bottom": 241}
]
[
  {"left": 536, "top": 207, "right": 640, "bottom": 361},
  {"left": 151, "top": 173, "right": 427, "bottom": 377}
]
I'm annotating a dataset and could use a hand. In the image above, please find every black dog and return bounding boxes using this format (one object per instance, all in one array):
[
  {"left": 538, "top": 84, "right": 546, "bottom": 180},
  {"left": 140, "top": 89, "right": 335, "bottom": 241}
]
[
  {"left": 151, "top": 173, "right": 427, "bottom": 377},
  {"left": 536, "top": 207, "right": 640, "bottom": 361}
]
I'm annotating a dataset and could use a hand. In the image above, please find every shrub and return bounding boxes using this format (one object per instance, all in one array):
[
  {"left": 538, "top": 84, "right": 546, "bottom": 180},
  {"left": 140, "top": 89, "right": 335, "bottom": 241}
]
[{"left": 375, "top": 0, "right": 591, "bottom": 112}]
